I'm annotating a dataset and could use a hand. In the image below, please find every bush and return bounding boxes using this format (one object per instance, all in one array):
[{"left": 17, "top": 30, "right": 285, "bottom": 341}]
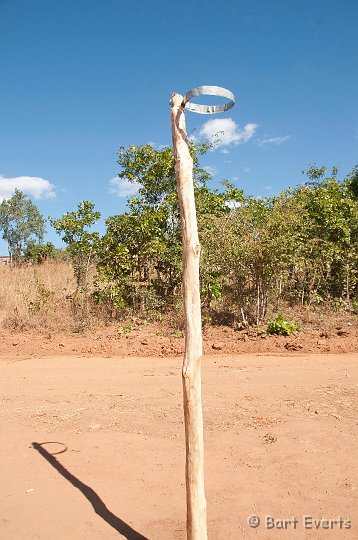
[
  {"left": 24, "top": 241, "right": 60, "bottom": 264},
  {"left": 266, "top": 315, "right": 299, "bottom": 336}
]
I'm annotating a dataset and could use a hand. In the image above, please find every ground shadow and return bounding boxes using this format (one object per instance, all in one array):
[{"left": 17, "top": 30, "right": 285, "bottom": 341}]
[
  {"left": 32, "top": 442, "right": 149, "bottom": 540},
  {"left": 209, "top": 310, "right": 236, "bottom": 326}
]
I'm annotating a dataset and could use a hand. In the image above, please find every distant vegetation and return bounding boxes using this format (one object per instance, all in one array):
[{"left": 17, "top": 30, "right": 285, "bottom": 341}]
[{"left": 0, "top": 143, "right": 357, "bottom": 332}]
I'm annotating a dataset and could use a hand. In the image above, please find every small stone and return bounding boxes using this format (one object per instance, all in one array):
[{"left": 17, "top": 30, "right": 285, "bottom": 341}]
[
  {"left": 59, "top": 342, "right": 65, "bottom": 347},
  {"left": 12, "top": 342, "right": 18, "bottom": 346},
  {"left": 141, "top": 339, "right": 148, "bottom": 345},
  {"left": 285, "top": 341, "right": 303, "bottom": 351},
  {"left": 212, "top": 342, "right": 223, "bottom": 351},
  {"left": 262, "top": 433, "right": 277, "bottom": 444}
]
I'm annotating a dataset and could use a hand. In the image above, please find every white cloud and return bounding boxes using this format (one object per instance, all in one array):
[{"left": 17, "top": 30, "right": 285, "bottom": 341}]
[
  {"left": 225, "top": 200, "right": 241, "bottom": 210},
  {"left": 258, "top": 135, "right": 290, "bottom": 146},
  {"left": 109, "top": 176, "right": 141, "bottom": 198},
  {"left": 0, "top": 175, "right": 55, "bottom": 201},
  {"left": 244, "top": 166, "right": 251, "bottom": 173},
  {"left": 147, "top": 141, "right": 168, "bottom": 150},
  {"left": 199, "top": 118, "right": 258, "bottom": 148},
  {"left": 203, "top": 165, "right": 217, "bottom": 177},
  {"left": 220, "top": 148, "right": 230, "bottom": 154}
]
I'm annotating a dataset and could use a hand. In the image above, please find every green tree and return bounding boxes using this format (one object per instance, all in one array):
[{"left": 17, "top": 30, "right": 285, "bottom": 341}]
[
  {"left": 24, "top": 241, "right": 60, "bottom": 264},
  {"left": 96, "top": 206, "right": 169, "bottom": 313},
  {"left": 116, "top": 141, "right": 213, "bottom": 210},
  {"left": 97, "top": 145, "right": 358, "bottom": 322},
  {"left": 290, "top": 166, "right": 358, "bottom": 304},
  {"left": 200, "top": 193, "right": 300, "bottom": 324},
  {"left": 49, "top": 201, "right": 100, "bottom": 291},
  {"left": 200, "top": 165, "right": 358, "bottom": 322},
  {"left": 0, "top": 189, "right": 45, "bottom": 260},
  {"left": 348, "top": 165, "right": 358, "bottom": 200},
  {"left": 96, "top": 143, "right": 229, "bottom": 315}
]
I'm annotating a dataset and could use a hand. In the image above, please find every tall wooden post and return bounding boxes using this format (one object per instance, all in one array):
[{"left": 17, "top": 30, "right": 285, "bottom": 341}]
[{"left": 170, "top": 92, "right": 208, "bottom": 540}]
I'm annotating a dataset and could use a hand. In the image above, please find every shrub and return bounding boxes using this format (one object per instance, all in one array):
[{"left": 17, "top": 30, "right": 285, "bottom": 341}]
[{"left": 266, "top": 315, "right": 299, "bottom": 336}]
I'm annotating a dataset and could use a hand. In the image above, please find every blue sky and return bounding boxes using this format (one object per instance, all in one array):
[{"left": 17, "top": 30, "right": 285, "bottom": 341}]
[{"left": 0, "top": 0, "right": 357, "bottom": 251}]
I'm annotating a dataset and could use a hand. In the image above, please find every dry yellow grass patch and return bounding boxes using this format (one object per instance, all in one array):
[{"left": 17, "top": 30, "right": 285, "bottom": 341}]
[{"left": 0, "top": 261, "right": 77, "bottom": 331}]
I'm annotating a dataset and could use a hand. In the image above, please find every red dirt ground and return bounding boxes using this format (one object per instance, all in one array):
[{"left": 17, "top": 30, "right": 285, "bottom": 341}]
[
  {"left": 1, "top": 351, "right": 358, "bottom": 539},
  {"left": 0, "top": 318, "right": 357, "bottom": 359}
]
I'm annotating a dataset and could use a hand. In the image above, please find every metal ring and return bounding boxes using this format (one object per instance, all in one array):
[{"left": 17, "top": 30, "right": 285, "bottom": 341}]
[{"left": 183, "top": 85, "right": 235, "bottom": 114}]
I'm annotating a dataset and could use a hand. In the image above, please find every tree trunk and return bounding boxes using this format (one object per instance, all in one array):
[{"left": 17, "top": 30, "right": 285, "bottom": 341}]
[{"left": 170, "top": 92, "right": 208, "bottom": 540}]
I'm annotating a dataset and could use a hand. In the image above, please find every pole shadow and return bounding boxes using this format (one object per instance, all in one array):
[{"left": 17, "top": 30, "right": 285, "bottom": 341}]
[{"left": 32, "top": 442, "right": 149, "bottom": 540}]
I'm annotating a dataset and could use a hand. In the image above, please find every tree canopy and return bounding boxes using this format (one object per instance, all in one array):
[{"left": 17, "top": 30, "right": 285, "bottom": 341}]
[
  {"left": 10, "top": 145, "right": 356, "bottom": 326},
  {"left": 94, "top": 150, "right": 358, "bottom": 323},
  {"left": 0, "top": 189, "right": 45, "bottom": 259},
  {"left": 49, "top": 201, "right": 101, "bottom": 288}
]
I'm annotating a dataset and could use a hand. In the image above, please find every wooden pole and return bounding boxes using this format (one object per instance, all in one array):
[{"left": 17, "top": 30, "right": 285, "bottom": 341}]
[{"left": 170, "top": 92, "right": 208, "bottom": 540}]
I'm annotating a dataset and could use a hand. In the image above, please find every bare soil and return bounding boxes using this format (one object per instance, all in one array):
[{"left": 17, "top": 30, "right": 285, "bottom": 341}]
[
  {"left": 0, "top": 317, "right": 357, "bottom": 359},
  {"left": 1, "top": 351, "right": 358, "bottom": 539}
]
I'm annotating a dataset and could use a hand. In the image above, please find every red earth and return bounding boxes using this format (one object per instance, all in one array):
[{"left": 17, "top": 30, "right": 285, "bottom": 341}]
[
  {"left": 1, "top": 348, "right": 358, "bottom": 539},
  {"left": 0, "top": 318, "right": 357, "bottom": 359}
]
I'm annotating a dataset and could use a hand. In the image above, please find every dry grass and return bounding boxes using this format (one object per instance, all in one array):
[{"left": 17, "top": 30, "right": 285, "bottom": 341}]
[
  {"left": 0, "top": 261, "right": 355, "bottom": 335},
  {"left": 0, "top": 261, "right": 78, "bottom": 331}
]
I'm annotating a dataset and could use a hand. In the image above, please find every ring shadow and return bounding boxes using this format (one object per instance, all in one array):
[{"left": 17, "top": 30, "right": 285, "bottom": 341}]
[{"left": 32, "top": 442, "right": 149, "bottom": 540}]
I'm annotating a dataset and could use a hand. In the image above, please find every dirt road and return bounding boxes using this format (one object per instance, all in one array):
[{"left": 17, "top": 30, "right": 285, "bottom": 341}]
[{"left": 1, "top": 353, "right": 357, "bottom": 539}]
